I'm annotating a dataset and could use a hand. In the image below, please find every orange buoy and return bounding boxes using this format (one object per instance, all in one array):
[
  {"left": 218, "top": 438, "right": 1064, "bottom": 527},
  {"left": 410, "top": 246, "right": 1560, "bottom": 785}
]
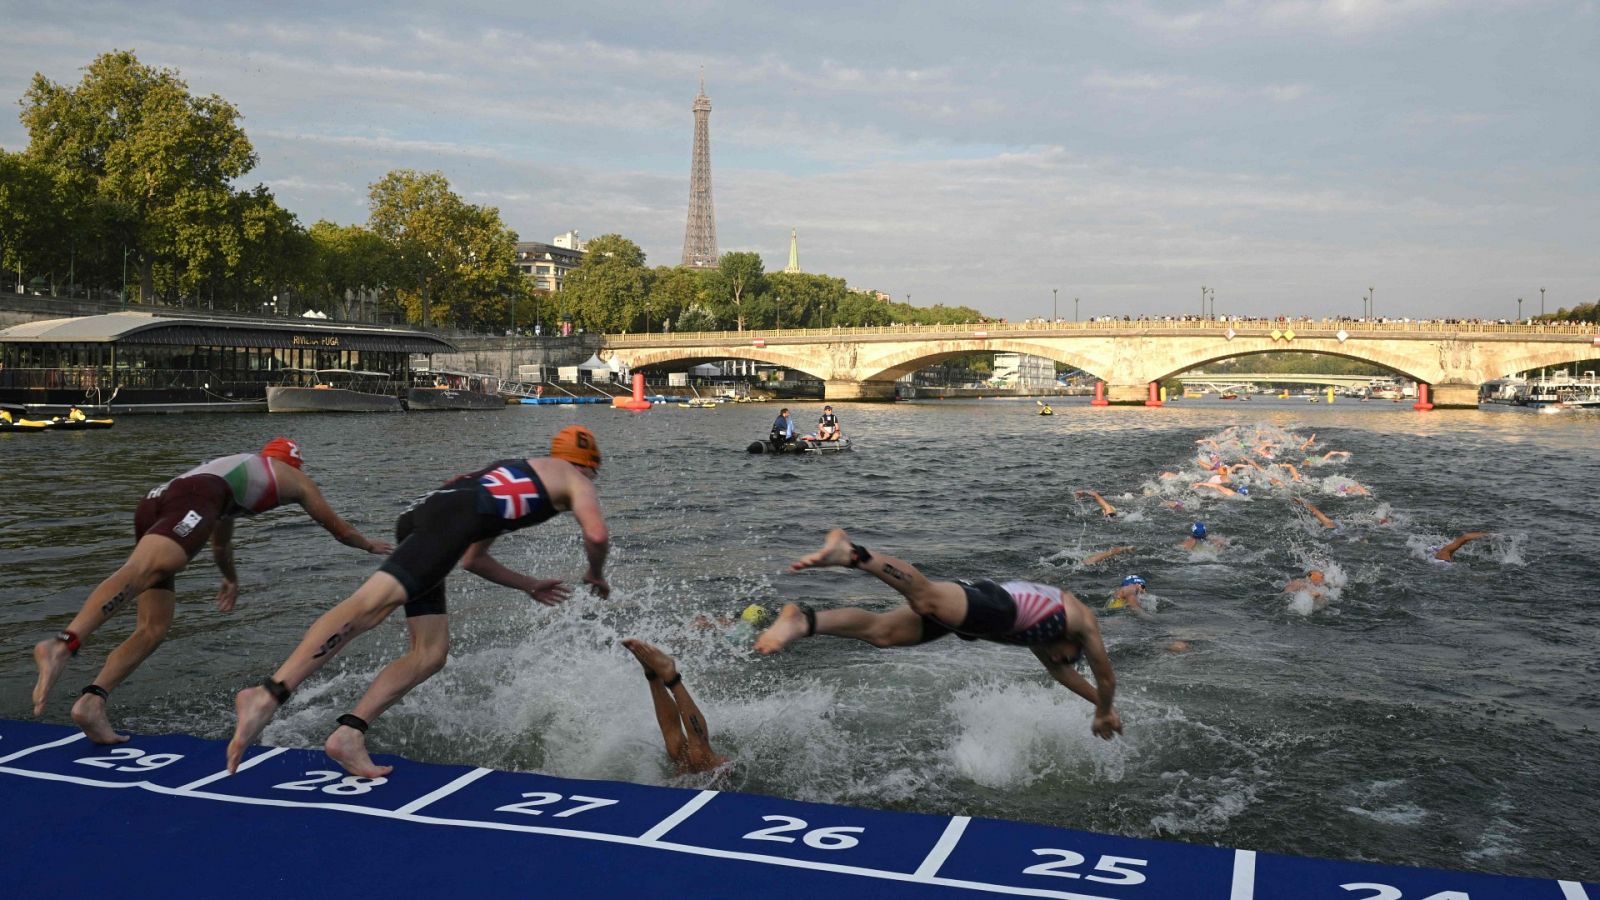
[{"left": 613, "top": 372, "right": 653, "bottom": 410}]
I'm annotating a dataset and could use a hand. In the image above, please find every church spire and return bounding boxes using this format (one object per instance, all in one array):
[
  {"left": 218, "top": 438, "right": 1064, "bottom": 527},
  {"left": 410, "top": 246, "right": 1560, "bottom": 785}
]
[{"left": 785, "top": 228, "right": 800, "bottom": 273}]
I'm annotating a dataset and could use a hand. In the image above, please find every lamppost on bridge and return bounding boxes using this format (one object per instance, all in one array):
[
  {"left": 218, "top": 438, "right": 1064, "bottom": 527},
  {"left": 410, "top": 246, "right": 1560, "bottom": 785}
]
[
  {"left": 1200, "top": 285, "right": 1207, "bottom": 317},
  {"left": 1517, "top": 297, "right": 1523, "bottom": 322},
  {"left": 1540, "top": 286, "right": 1546, "bottom": 318},
  {"left": 1368, "top": 286, "right": 1375, "bottom": 320},
  {"left": 1205, "top": 287, "right": 1215, "bottom": 318},
  {"left": 1074, "top": 296, "right": 1080, "bottom": 322},
  {"left": 1052, "top": 288, "right": 1058, "bottom": 323}
]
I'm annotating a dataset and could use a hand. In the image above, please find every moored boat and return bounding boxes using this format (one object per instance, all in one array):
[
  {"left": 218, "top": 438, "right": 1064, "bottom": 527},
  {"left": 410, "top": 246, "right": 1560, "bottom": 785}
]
[
  {"left": 266, "top": 369, "right": 402, "bottom": 413},
  {"left": 407, "top": 370, "right": 505, "bottom": 411}
]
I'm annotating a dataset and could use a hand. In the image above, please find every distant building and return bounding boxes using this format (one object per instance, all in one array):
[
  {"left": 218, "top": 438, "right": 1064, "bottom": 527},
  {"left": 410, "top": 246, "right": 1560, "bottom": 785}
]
[
  {"left": 991, "top": 353, "right": 1057, "bottom": 390},
  {"left": 515, "top": 238, "right": 585, "bottom": 293},
  {"left": 785, "top": 229, "right": 800, "bottom": 273}
]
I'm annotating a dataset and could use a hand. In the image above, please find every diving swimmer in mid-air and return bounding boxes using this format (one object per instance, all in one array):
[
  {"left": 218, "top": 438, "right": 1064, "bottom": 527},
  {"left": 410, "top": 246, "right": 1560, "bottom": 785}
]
[{"left": 755, "top": 528, "right": 1122, "bottom": 740}]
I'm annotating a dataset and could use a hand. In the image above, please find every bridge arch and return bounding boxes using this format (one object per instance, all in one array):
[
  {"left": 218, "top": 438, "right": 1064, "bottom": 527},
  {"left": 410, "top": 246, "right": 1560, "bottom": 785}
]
[
  {"left": 1148, "top": 343, "right": 1431, "bottom": 385},
  {"left": 610, "top": 347, "right": 828, "bottom": 382},
  {"left": 857, "top": 339, "right": 1111, "bottom": 383},
  {"left": 1488, "top": 346, "right": 1600, "bottom": 379}
]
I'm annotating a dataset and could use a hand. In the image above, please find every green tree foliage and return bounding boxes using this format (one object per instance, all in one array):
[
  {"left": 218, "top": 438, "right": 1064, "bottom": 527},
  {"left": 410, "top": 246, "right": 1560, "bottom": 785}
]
[
  {"left": 1543, "top": 302, "right": 1599, "bottom": 325},
  {"left": 711, "top": 250, "right": 765, "bottom": 331},
  {"left": 561, "top": 233, "right": 651, "bottom": 332},
  {"left": 646, "top": 265, "right": 709, "bottom": 332},
  {"left": 20, "top": 50, "right": 258, "bottom": 304},
  {"left": 306, "top": 221, "right": 392, "bottom": 320},
  {"left": 0, "top": 149, "right": 66, "bottom": 289},
  {"left": 367, "top": 169, "right": 520, "bottom": 330}
]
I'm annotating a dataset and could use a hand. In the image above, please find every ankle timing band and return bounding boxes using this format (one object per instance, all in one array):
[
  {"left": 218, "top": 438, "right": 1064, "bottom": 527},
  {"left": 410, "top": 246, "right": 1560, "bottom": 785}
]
[
  {"left": 261, "top": 677, "right": 292, "bottom": 705},
  {"left": 797, "top": 602, "right": 817, "bottom": 637},
  {"left": 80, "top": 684, "right": 109, "bottom": 700},
  {"left": 662, "top": 673, "right": 682, "bottom": 690},
  {"left": 849, "top": 544, "right": 873, "bottom": 568},
  {"left": 336, "top": 713, "right": 369, "bottom": 733},
  {"left": 57, "top": 630, "right": 81, "bottom": 655}
]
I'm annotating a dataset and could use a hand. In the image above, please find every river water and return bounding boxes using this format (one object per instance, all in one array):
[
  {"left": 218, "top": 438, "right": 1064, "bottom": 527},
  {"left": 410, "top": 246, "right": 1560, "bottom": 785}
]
[{"left": 1, "top": 397, "right": 1595, "bottom": 882}]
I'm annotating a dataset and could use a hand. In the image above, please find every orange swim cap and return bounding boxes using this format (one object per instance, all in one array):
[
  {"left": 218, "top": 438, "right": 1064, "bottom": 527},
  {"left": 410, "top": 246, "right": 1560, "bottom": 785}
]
[
  {"left": 550, "top": 426, "right": 601, "bottom": 470},
  {"left": 261, "top": 437, "right": 303, "bottom": 469}
]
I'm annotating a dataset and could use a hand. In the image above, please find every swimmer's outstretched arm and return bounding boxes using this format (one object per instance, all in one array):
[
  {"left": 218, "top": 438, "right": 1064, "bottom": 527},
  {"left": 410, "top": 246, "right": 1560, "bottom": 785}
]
[
  {"left": 1292, "top": 497, "right": 1337, "bottom": 529},
  {"left": 1082, "top": 545, "right": 1135, "bottom": 566},
  {"left": 1433, "top": 531, "right": 1489, "bottom": 561},
  {"left": 1075, "top": 490, "right": 1116, "bottom": 517},
  {"left": 1192, "top": 482, "right": 1238, "bottom": 496}
]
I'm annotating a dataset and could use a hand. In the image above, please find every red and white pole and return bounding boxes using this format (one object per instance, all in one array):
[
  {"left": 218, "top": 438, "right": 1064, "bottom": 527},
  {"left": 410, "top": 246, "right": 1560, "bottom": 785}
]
[{"left": 1145, "top": 381, "right": 1163, "bottom": 407}]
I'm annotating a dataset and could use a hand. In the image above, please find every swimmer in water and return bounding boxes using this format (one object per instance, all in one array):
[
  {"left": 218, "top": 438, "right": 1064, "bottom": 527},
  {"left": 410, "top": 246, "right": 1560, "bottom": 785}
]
[
  {"left": 1283, "top": 569, "right": 1330, "bottom": 612},
  {"left": 755, "top": 528, "right": 1122, "bottom": 740},
  {"left": 1319, "top": 450, "right": 1352, "bottom": 463},
  {"left": 1075, "top": 490, "right": 1118, "bottom": 518},
  {"left": 1105, "top": 576, "right": 1153, "bottom": 621},
  {"left": 1431, "top": 531, "right": 1490, "bottom": 562},
  {"left": 1180, "top": 521, "right": 1224, "bottom": 551},
  {"left": 622, "top": 639, "right": 727, "bottom": 775}
]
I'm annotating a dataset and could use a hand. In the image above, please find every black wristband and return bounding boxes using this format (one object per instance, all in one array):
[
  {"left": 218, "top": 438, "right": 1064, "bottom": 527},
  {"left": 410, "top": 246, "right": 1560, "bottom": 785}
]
[
  {"left": 336, "top": 713, "right": 369, "bottom": 733},
  {"left": 261, "top": 677, "right": 291, "bottom": 705},
  {"left": 849, "top": 544, "right": 873, "bottom": 568},
  {"left": 661, "top": 673, "right": 682, "bottom": 690},
  {"left": 80, "top": 684, "right": 109, "bottom": 700}
]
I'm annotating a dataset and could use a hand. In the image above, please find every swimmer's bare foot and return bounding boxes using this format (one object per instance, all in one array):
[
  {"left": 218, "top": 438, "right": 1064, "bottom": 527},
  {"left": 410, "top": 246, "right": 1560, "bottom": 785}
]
[
  {"left": 622, "top": 638, "right": 679, "bottom": 684},
  {"left": 31, "top": 639, "right": 70, "bottom": 716},
  {"left": 228, "top": 686, "right": 279, "bottom": 774},
  {"left": 790, "top": 528, "right": 855, "bottom": 571},
  {"left": 754, "top": 603, "right": 810, "bottom": 654},
  {"left": 1166, "top": 640, "right": 1192, "bottom": 653},
  {"left": 71, "top": 692, "right": 129, "bottom": 744},
  {"left": 325, "top": 725, "right": 393, "bottom": 778}
]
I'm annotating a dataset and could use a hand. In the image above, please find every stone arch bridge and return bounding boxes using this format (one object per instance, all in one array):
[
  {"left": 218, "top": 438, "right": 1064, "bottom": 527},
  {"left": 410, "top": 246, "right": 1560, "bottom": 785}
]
[{"left": 603, "top": 320, "right": 1600, "bottom": 408}]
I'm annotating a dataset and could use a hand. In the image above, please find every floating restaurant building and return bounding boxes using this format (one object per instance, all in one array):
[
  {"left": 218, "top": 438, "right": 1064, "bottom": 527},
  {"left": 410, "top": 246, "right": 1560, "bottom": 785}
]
[{"left": 0, "top": 312, "right": 455, "bottom": 414}]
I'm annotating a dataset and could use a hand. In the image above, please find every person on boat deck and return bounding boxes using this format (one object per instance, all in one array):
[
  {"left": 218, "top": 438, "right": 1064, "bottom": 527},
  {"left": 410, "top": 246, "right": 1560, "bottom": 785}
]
[
  {"left": 754, "top": 528, "right": 1123, "bottom": 741},
  {"left": 66, "top": 405, "right": 87, "bottom": 422},
  {"left": 227, "top": 426, "right": 611, "bottom": 778},
  {"left": 0, "top": 409, "right": 12, "bottom": 424},
  {"left": 622, "top": 639, "right": 727, "bottom": 776},
  {"left": 770, "top": 408, "right": 797, "bottom": 447},
  {"left": 815, "top": 405, "right": 842, "bottom": 442},
  {"left": 31, "top": 439, "right": 392, "bottom": 745}
]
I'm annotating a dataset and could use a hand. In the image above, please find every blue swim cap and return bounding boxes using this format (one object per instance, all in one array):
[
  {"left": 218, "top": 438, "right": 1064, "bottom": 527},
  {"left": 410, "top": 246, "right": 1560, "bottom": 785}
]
[
  {"left": 1191, "top": 522, "right": 1208, "bottom": 538},
  {"left": 1237, "top": 485, "right": 1250, "bottom": 496},
  {"left": 1121, "top": 575, "right": 1146, "bottom": 587}
]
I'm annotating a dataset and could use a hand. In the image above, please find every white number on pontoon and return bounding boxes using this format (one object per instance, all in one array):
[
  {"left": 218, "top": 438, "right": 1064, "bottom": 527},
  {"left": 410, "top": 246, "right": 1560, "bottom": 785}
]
[
  {"left": 1023, "top": 850, "right": 1149, "bottom": 885},
  {"left": 493, "top": 792, "right": 618, "bottom": 817},
  {"left": 1341, "top": 886, "right": 1470, "bottom": 900},
  {"left": 272, "top": 770, "right": 388, "bottom": 795},
  {"left": 75, "top": 748, "right": 185, "bottom": 772},
  {"left": 742, "top": 815, "right": 864, "bottom": 850}
]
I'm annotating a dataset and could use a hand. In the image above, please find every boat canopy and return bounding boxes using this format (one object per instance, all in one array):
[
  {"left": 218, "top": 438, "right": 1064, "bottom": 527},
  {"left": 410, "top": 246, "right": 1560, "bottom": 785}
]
[{"left": 0, "top": 312, "right": 455, "bottom": 354}]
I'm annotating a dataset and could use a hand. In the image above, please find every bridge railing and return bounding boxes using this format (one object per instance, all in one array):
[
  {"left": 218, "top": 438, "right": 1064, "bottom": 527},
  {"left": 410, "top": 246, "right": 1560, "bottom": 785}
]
[{"left": 604, "top": 318, "right": 1597, "bottom": 346}]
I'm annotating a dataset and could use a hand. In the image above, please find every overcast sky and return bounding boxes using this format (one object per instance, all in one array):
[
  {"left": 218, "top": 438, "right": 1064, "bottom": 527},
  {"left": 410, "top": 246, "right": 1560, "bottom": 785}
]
[{"left": 3, "top": 1, "right": 1596, "bottom": 321}]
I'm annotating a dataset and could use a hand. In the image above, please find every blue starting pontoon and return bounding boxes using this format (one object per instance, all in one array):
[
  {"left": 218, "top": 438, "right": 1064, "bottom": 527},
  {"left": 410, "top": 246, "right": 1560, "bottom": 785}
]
[{"left": 0, "top": 720, "right": 1590, "bottom": 899}]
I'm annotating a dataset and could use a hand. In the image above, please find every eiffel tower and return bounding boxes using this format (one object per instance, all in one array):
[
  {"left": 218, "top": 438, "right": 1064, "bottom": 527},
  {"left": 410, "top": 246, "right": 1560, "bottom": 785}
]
[{"left": 680, "top": 74, "right": 719, "bottom": 269}]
